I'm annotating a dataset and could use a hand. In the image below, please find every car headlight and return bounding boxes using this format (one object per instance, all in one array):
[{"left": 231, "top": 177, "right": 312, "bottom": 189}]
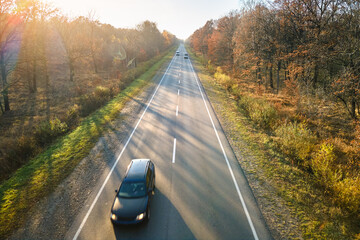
[
  {"left": 136, "top": 212, "right": 146, "bottom": 221},
  {"left": 111, "top": 213, "right": 117, "bottom": 221}
]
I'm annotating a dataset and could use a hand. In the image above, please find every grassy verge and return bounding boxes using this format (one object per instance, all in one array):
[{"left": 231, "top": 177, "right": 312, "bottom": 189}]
[
  {"left": 0, "top": 46, "right": 176, "bottom": 239},
  {"left": 186, "top": 46, "right": 360, "bottom": 239}
]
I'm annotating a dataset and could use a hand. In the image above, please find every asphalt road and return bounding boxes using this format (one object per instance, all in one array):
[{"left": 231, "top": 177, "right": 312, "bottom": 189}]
[{"left": 65, "top": 44, "right": 272, "bottom": 240}]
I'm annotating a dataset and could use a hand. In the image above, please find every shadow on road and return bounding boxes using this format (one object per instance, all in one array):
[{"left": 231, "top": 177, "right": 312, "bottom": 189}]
[{"left": 112, "top": 190, "right": 196, "bottom": 240}]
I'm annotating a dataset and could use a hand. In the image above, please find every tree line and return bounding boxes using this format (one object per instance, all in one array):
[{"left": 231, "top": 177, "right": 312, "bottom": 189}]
[
  {"left": 189, "top": 0, "right": 360, "bottom": 119},
  {"left": 0, "top": 0, "right": 176, "bottom": 113}
]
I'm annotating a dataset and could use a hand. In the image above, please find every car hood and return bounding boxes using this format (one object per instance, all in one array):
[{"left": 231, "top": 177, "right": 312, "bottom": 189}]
[{"left": 111, "top": 196, "right": 148, "bottom": 217}]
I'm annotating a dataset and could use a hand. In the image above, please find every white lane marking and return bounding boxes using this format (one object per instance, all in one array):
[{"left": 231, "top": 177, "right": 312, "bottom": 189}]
[
  {"left": 178, "top": 89, "right": 180, "bottom": 96},
  {"left": 72, "top": 54, "right": 177, "bottom": 240},
  {"left": 172, "top": 138, "right": 177, "bottom": 163},
  {"left": 176, "top": 105, "right": 179, "bottom": 116},
  {"left": 188, "top": 60, "right": 260, "bottom": 240}
]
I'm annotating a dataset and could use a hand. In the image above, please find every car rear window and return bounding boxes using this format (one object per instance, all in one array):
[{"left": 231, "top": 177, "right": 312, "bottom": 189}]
[{"left": 118, "top": 181, "right": 146, "bottom": 198}]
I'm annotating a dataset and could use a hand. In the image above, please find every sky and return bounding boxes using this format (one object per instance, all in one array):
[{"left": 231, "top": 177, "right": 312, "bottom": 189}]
[{"left": 45, "top": 0, "right": 241, "bottom": 40}]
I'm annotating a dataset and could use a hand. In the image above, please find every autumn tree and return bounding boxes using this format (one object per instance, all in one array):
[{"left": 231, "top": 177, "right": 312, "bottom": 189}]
[
  {"left": 137, "top": 21, "right": 164, "bottom": 58},
  {"left": 16, "top": 0, "right": 56, "bottom": 93},
  {"left": 53, "top": 16, "right": 91, "bottom": 81},
  {"left": 0, "top": 0, "right": 23, "bottom": 112},
  {"left": 208, "top": 11, "right": 239, "bottom": 70},
  {"left": 331, "top": 0, "right": 360, "bottom": 119},
  {"left": 190, "top": 20, "right": 214, "bottom": 55}
]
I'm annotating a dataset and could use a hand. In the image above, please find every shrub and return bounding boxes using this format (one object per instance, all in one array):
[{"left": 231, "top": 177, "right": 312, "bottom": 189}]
[
  {"left": 79, "top": 95, "right": 97, "bottom": 116},
  {"left": 230, "top": 84, "right": 242, "bottom": 100},
  {"left": 311, "top": 143, "right": 342, "bottom": 186},
  {"left": 274, "top": 121, "right": 317, "bottom": 165},
  {"left": 79, "top": 86, "right": 111, "bottom": 116},
  {"left": 207, "top": 60, "right": 216, "bottom": 74},
  {"left": 35, "top": 118, "right": 68, "bottom": 146},
  {"left": 94, "top": 86, "right": 111, "bottom": 101},
  {"left": 63, "top": 104, "right": 80, "bottom": 128},
  {"left": 334, "top": 177, "right": 360, "bottom": 214},
  {"left": 1, "top": 136, "right": 38, "bottom": 181},
  {"left": 214, "top": 67, "right": 233, "bottom": 90},
  {"left": 238, "top": 94, "right": 279, "bottom": 130}
]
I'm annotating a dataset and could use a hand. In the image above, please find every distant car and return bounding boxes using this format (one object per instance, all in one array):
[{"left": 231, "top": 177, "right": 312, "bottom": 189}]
[
  {"left": 110, "top": 159, "right": 155, "bottom": 224},
  {"left": 176, "top": 51, "right": 180, "bottom": 56},
  {"left": 184, "top": 53, "right": 188, "bottom": 59}
]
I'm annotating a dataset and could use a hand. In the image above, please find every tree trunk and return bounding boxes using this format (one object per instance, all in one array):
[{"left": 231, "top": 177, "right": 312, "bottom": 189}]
[
  {"left": 0, "top": 53, "right": 10, "bottom": 111},
  {"left": 269, "top": 63, "right": 274, "bottom": 89},
  {"left": 32, "top": 59, "right": 37, "bottom": 92},
  {"left": 0, "top": 98, "right": 4, "bottom": 113},
  {"left": 313, "top": 63, "right": 319, "bottom": 89},
  {"left": 351, "top": 98, "right": 357, "bottom": 119},
  {"left": 3, "top": 88, "right": 10, "bottom": 111},
  {"left": 91, "top": 50, "right": 98, "bottom": 73},
  {"left": 256, "top": 60, "right": 262, "bottom": 85},
  {"left": 277, "top": 60, "right": 281, "bottom": 94},
  {"left": 26, "top": 62, "right": 33, "bottom": 93},
  {"left": 44, "top": 60, "right": 51, "bottom": 120},
  {"left": 69, "top": 59, "right": 75, "bottom": 81}
]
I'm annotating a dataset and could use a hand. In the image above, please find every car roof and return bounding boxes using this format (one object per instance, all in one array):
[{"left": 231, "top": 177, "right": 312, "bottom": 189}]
[{"left": 125, "top": 159, "right": 150, "bottom": 180}]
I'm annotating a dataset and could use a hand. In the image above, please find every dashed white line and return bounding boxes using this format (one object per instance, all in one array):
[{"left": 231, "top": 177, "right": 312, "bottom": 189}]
[
  {"left": 188, "top": 59, "right": 259, "bottom": 240},
  {"left": 172, "top": 138, "right": 176, "bottom": 163},
  {"left": 178, "top": 89, "right": 180, "bottom": 96},
  {"left": 176, "top": 105, "right": 179, "bottom": 116},
  {"left": 72, "top": 54, "right": 177, "bottom": 240}
]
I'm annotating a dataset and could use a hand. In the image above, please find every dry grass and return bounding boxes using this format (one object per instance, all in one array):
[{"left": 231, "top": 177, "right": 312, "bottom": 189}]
[
  {"left": 188, "top": 47, "right": 360, "bottom": 239},
  {"left": 0, "top": 47, "right": 175, "bottom": 182}
]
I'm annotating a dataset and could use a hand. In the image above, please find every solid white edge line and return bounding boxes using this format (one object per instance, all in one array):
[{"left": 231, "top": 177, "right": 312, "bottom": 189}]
[
  {"left": 172, "top": 138, "right": 176, "bottom": 163},
  {"left": 188, "top": 59, "right": 260, "bottom": 240},
  {"left": 72, "top": 54, "right": 177, "bottom": 240}
]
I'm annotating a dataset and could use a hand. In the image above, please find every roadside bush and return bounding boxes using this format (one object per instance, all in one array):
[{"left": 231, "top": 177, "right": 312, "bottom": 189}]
[
  {"left": 230, "top": 84, "right": 242, "bottom": 100},
  {"left": 334, "top": 177, "right": 360, "bottom": 214},
  {"left": 238, "top": 94, "right": 279, "bottom": 130},
  {"left": 35, "top": 118, "right": 68, "bottom": 146},
  {"left": 1, "top": 136, "right": 39, "bottom": 181},
  {"left": 214, "top": 67, "right": 233, "bottom": 90},
  {"left": 311, "top": 143, "right": 342, "bottom": 186},
  {"left": 79, "top": 86, "right": 112, "bottom": 116},
  {"left": 274, "top": 121, "right": 317, "bottom": 166},
  {"left": 94, "top": 86, "right": 111, "bottom": 101},
  {"left": 62, "top": 104, "right": 80, "bottom": 128},
  {"left": 207, "top": 60, "right": 216, "bottom": 74}
]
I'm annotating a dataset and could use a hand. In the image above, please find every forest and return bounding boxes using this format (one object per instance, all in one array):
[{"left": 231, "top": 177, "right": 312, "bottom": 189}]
[
  {"left": 0, "top": 0, "right": 176, "bottom": 181},
  {"left": 189, "top": 0, "right": 360, "bottom": 238}
]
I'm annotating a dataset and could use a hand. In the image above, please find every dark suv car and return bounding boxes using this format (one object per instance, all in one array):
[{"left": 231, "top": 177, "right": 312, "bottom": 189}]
[{"left": 110, "top": 159, "right": 155, "bottom": 224}]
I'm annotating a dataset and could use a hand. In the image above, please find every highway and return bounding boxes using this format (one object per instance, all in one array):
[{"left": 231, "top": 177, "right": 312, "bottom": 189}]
[{"left": 65, "top": 44, "right": 272, "bottom": 240}]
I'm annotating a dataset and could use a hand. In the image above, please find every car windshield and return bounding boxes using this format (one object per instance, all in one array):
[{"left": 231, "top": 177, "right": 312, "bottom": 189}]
[{"left": 118, "top": 181, "right": 146, "bottom": 198}]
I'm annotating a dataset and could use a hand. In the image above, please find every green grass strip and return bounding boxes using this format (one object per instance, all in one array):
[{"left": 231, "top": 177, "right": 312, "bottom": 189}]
[{"left": 0, "top": 46, "right": 176, "bottom": 239}]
